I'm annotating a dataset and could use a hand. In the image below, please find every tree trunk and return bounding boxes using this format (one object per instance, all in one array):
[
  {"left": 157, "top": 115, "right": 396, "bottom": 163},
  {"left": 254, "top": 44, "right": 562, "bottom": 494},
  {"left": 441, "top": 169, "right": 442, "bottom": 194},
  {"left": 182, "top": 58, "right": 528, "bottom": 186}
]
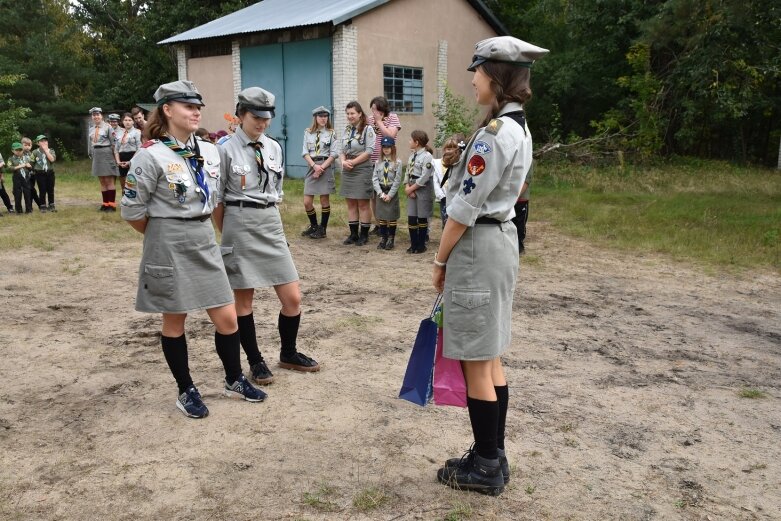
[{"left": 778, "top": 135, "right": 781, "bottom": 169}]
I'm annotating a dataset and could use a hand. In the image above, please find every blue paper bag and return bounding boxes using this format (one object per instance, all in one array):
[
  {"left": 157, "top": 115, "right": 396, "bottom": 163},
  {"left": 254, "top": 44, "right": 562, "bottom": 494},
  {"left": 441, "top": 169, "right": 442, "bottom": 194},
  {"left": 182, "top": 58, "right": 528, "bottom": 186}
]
[{"left": 398, "top": 295, "right": 442, "bottom": 406}]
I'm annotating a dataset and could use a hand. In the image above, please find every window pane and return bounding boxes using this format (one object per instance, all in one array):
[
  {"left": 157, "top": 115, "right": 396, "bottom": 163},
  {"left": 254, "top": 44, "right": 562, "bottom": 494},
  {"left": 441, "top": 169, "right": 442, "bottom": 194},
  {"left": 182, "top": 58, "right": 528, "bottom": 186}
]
[{"left": 382, "top": 64, "right": 424, "bottom": 113}]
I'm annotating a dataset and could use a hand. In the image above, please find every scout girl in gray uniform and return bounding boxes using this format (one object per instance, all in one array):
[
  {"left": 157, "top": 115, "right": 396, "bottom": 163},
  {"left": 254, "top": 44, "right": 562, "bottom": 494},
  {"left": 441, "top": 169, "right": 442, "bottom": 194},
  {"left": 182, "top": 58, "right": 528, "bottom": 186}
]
[
  {"left": 371, "top": 136, "right": 402, "bottom": 250},
  {"left": 339, "top": 101, "right": 376, "bottom": 246},
  {"left": 215, "top": 86, "right": 319, "bottom": 384},
  {"left": 121, "top": 80, "right": 265, "bottom": 419},
  {"left": 32, "top": 135, "right": 57, "bottom": 212},
  {"left": 432, "top": 36, "right": 548, "bottom": 496},
  {"left": 114, "top": 112, "right": 142, "bottom": 190},
  {"left": 404, "top": 130, "right": 435, "bottom": 254},
  {"left": 301, "top": 106, "right": 338, "bottom": 239},
  {"left": 88, "top": 107, "right": 119, "bottom": 211}
]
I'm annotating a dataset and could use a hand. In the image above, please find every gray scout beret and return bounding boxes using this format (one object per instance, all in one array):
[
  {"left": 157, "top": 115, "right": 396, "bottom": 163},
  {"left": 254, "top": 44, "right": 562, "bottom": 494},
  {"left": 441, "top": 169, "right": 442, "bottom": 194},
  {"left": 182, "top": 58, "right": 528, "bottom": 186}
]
[
  {"left": 89, "top": 107, "right": 102, "bottom": 114},
  {"left": 237, "top": 87, "right": 275, "bottom": 118},
  {"left": 108, "top": 113, "right": 120, "bottom": 121},
  {"left": 467, "top": 36, "right": 549, "bottom": 71},
  {"left": 312, "top": 106, "right": 331, "bottom": 116},
  {"left": 154, "top": 80, "right": 205, "bottom": 107}
]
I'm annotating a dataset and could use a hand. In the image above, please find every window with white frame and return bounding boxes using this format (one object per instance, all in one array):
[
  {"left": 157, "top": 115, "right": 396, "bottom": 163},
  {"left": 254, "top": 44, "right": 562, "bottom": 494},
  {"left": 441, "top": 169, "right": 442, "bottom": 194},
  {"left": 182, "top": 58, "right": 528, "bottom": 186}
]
[{"left": 383, "top": 65, "right": 423, "bottom": 113}]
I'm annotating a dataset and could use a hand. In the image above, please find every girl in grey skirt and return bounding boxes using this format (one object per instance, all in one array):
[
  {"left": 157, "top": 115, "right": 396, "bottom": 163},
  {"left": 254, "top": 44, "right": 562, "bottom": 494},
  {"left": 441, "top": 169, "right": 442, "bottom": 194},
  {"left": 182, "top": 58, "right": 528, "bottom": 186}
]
[
  {"left": 87, "top": 107, "right": 119, "bottom": 211},
  {"left": 339, "top": 101, "right": 376, "bottom": 246},
  {"left": 300, "top": 106, "right": 338, "bottom": 239},
  {"left": 371, "top": 136, "right": 402, "bottom": 250},
  {"left": 121, "top": 79, "right": 265, "bottom": 420},
  {"left": 432, "top": 36, "right": 548, "bottom": 496},
  {"left": 214, "top": 86, "right": 320, "bottom": 387},
  {"left": 404, "top": 130, "right": 435, "bottom": 254}
]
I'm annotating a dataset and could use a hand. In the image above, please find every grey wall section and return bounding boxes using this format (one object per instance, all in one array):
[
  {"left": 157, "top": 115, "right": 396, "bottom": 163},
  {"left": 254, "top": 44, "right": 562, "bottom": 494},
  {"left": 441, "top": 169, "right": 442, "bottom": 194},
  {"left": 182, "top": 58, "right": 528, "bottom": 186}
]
[{"left": 241, "top": 37, "right": 333, "bottom": 178}]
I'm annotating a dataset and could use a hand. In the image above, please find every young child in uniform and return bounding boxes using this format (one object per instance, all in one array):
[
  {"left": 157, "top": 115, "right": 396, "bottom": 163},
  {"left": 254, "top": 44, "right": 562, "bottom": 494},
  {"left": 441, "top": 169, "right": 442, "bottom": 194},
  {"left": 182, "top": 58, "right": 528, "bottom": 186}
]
[
  {"left": 404, "top": 130, "right": 435, "bottom": 254},
  {"left": 433, "top": 134, "right": 467, "bottom": 230},
  {"left": 0, "top": 152, "right": 13, "bottom": 215},
  {"left": 32, "top": 135, "right": 57, "bottom": 212},
  {"left": 301, "top": 106, "right": 338, "bottom": 239},
  {"left": 8, "top": 142, "right": 33, "bottom": 214},
  {"left": 21, "top": 137, "right": 44, "bottom": 212},
  {"left": 371, "top": 136, "right": 403, "bottom": 250}
]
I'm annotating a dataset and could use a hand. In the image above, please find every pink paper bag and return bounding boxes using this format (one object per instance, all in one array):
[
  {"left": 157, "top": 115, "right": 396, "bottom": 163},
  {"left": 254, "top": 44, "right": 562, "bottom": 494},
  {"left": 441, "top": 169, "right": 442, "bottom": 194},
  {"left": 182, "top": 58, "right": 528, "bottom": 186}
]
[{"left": 432, "top": 328, "right": 467, "bottom": 407}]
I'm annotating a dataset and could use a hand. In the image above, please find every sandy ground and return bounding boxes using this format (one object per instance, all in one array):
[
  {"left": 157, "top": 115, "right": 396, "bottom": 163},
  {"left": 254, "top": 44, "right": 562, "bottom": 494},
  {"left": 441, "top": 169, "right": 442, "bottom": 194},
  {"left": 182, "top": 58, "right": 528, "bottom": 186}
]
[{"left": 1, "top": 207, "right": 779, "bottom": 521}]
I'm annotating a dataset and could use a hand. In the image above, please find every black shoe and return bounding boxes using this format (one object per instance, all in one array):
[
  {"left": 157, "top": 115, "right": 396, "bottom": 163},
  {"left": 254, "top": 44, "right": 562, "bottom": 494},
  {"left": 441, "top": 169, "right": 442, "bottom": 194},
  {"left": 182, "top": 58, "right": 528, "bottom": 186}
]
[
  {"left": 249, "top": 359, "right": 274, "bottom": 385},
  {"left": 355, "top": 235, "right": 368, "bottom": 246},
  {"left": 377, "top": 237, "right": 388, "bottom": 249},
  {"left": 309, "top": 226, "right": 326, "bottom": 239},
  {"left": 301, "top": 224, "right": 317, "bottom": 237},
  {"left": 406, "top": 246, "right": 417, "bottom": 254},
  {"left": 444, "top": 445, "right": 510, "bottom": 484},
  {"left": 343, "top": 234, "right": 358, "bottom": 245},
  {"left": 371, "top": 226, "right": 381, "bottom": 236},
  {"left": 39, "top": 206, "right": 47, "bottom": 213},
  {"left": 413, "top": 245, "right": 428, "bottom": 254},
  {"left": 279, "top": 351, "right": 320, "bottom": 372},
  {"left": 437, "top": 449, "right": 505, "bottom": 496},
  {"left": 48, "top": 204, "right": 56, "bottom": 212},
  {"left": 98, "top": 205, "right": 108, "bottom": 212},
  {"left": 385, "top": 237, "right": 395, "bottom": 250},
  {"left": 107, "top": 205, "right": 116, "bottom": 212}
]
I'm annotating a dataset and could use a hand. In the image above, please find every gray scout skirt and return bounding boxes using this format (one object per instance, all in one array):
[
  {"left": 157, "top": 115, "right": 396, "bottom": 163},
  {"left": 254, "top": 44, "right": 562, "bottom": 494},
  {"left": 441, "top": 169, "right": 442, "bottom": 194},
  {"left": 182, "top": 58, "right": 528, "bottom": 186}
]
[
  {"left": 375, "top": 193, "right": 400, "bottom": 221},
  {"left": 136, "top": 218, "right": 234, "bottom": 314},
  {"left": 339, "top": 161, "right": 373, "bottom": 199},
  {"left": 406, "top": 182, "right": 433, "bottom": 218},
  {"left": 220, "top": 206, "right": 299, "bottom": 289},
  {"left": 303, "top": 160, "right": 336, "bottom": 196},
  {"left": 443, "top": 221, "right": 519, "bottom": 360},
  {"left": 91, "top": 146, "right": 118, "bottom": 177}
]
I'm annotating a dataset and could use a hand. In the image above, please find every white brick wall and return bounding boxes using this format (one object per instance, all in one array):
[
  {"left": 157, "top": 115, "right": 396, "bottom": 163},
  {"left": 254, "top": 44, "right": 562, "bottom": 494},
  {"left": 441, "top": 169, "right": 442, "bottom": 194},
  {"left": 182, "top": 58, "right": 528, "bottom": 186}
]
[
  {"left": 437, "top": 39, "right": 448, "bottom": 106},
  {"left": 176, "top": 45, "right": 187, "bottom": 80},
  {"left": 332, "top": 24, "right": 358, "bottom": 133},
  {"left": 231, "top": 40, "right": 241, "bottom": 105}
]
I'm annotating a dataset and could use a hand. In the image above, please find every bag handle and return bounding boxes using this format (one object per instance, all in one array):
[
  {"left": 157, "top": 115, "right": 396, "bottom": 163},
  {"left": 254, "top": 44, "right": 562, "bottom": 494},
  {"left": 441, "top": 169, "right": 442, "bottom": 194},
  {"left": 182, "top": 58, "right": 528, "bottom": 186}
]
[{"left": 429, "top": 293, "right": 443, "bottom": 318}]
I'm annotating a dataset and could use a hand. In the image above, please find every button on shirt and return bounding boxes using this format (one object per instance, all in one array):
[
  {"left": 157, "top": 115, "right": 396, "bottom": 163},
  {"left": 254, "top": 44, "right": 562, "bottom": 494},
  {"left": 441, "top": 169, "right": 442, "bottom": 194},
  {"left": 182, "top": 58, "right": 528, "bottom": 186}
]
[
  {"left": 302, "top": 128, "right": 338, "bottom": 159},
  {"left": 446, "top": 102, "right": 532, "bottom": 226},
  {"left": 340, "top": 124, "right": 376, "bottom": 157},
  {"left": 120, "top": 138, "right": 222, "bottom": 221},
  {"left": 218, "top": 126, "right": 285, "bottom": 205}
]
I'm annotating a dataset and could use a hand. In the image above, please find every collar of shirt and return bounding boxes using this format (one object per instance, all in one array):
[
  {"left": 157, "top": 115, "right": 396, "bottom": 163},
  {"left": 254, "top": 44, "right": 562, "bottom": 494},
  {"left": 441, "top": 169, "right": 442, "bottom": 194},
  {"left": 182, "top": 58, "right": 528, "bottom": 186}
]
[
  {"left": 498, "top": 102, "right": 524, "bottom": 117},
  {"left": 235, "top": 125, "right": 269, "bottom": 148}
]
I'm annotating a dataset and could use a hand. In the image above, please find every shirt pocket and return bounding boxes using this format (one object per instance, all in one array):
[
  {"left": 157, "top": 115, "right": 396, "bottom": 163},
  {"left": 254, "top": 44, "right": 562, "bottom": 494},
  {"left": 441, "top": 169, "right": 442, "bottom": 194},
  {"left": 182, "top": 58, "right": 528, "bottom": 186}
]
[
  {"left": 143, "top": 264, "right": 175, "bottom": 297},
  {"left": 449, "top": 288, "right": 492, "bottom": 332}
]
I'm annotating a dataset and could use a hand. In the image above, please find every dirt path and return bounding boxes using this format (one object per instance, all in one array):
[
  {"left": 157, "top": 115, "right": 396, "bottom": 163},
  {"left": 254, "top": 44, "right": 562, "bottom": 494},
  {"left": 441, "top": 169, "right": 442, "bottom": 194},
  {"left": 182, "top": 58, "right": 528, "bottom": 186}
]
[{"left": 1, "top": 216, "right": 779, "bottom": 520}]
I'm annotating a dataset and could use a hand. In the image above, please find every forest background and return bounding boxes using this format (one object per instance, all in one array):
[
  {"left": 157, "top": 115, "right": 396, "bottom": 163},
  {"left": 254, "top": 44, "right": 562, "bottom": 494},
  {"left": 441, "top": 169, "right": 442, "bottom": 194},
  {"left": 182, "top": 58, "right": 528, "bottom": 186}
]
[{"left": 0, "top": 0, "right": 780, "bottom": 166}]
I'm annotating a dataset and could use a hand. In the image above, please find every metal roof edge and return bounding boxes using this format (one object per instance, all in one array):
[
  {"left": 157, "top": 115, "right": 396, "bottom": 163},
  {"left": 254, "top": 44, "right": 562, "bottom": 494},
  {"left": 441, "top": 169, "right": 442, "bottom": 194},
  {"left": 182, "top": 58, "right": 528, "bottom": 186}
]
[
  {"left": 331, "top": 0, "right": 390, "bottom": 25},
  {"left": 466, "top": 0, "right": 509, "bottom": 36}
]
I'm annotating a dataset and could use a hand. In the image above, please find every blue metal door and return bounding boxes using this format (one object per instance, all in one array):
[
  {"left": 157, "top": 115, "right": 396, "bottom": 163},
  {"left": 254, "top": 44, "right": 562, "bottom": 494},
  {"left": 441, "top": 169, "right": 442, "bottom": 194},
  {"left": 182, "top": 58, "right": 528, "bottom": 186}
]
[{"left": 241, "top": 38, "right": 332, "bottom": 178}]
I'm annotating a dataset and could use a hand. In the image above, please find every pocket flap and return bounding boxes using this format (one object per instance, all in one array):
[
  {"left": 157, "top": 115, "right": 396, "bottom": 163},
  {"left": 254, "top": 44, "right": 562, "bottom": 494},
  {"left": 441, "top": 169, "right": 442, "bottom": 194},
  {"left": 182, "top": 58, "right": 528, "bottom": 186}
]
[
  {"left": 144, "top": 264, "right": 174, "bottom": 279},
  {"left": 220, "top": 246, "right": 234, "bottom": 256},
  {"left": 451, "top": 289, "right": 490, "bottom": 310}
]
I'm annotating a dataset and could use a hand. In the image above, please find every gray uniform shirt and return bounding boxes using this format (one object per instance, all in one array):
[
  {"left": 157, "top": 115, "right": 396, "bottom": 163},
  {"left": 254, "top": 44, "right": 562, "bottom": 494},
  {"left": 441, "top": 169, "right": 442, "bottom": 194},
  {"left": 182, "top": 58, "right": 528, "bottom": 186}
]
[
  {"left": 32, "top": 148, "right": 56, "bottom": 171},
  {"left": 340, "top": 124, "right": 375, "bottom": 157},
  {"left": 120, "top": 137, "right": 222, "bottom": 221},
  {"left": 115, "top": 128, "right": 142, "bottom": 154},
  {"left": 218, "top": 126, "right": 285, "bottom": 205},
  {"left": 406, "top": 149, "right": 435, "bottom": 187},
  {"left": 446, "top": 102, "right": 533, "bottom": 226},
  {"left": 88, "top": 122, "right": 114, "bottom": 154},
  {"left": 302, "top": 128, "right": 338, "bottom": 159},
  {"left": 372, "top": 158, "right": 403, "bottom": 198}
]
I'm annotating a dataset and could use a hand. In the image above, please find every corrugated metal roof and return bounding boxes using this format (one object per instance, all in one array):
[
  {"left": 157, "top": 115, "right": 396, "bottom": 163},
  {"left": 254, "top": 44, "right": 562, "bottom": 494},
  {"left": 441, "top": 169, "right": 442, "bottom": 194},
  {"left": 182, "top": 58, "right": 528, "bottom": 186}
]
[{"left": 158, "top": 0, "right": 389, "bottom": 45}]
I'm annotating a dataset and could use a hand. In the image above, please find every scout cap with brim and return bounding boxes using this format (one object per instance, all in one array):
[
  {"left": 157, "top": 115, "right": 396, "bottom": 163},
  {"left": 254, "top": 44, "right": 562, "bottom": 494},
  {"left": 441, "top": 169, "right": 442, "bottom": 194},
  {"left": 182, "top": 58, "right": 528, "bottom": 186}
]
[
  {"left": 467, "top": 36, "right": 549, "bottom": 71},
  {"left": 35, "top": 135, "right": 47, "bottom": 142},
  {"left": 312, "top": 105, "right": 331, "bottom": 116},
  {"left": 12, "top": 142, "right": 23, "bottom": 150},
  {"left": 381, "top": 136, "right": 396, "bottom": 147},
  {"left": 154, "top": 80, "right": 205, "bottom": 107},
  {"left": 237, "top": 87, "right": 275, "bottom": 118},
  {"left": 89, "top": 107, "right": 102, "bottom": 114}
]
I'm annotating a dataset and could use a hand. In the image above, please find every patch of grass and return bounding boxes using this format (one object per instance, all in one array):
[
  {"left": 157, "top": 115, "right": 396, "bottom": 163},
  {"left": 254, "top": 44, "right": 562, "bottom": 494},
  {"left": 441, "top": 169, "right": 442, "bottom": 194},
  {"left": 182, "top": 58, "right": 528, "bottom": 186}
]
[
  {"left": 674, "top": 499, "right": 686, "bottom": 509},
  {"left": 534, "top": 159, "right": 781, "bottom": 271},
  {"left": 557, "top": 422, "right": 577, "bottom": 433},
  {"left": 563, "top": 437, "right": 579, "bottom": 448},
  {"left": 352, "top": 486, "right": 389, "bottom": 512},
  {"left": 738, "top": 388, "right": 766, "bottom": 399},
  {"left": 528, "top": 450, "right": 542, "bottom": 457},
  {"left": 441, "top": 500, "right": 473, "bottom": 521},
  {"left": 525, "top": 483, "right": 536, "bottom": 495},
  {"left": 301, "top": 483, "right": 340, "bottom": 513}
]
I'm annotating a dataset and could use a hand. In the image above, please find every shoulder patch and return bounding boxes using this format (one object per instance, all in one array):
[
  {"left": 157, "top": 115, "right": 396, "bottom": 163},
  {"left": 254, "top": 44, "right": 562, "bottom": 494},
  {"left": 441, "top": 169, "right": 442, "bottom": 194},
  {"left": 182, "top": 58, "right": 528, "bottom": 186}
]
[
  {"left": 485, "top": 119, "right": 504, "bottom": 135},
  {"left": 141, "top": 139, "right": 159, "bottom": 149}
]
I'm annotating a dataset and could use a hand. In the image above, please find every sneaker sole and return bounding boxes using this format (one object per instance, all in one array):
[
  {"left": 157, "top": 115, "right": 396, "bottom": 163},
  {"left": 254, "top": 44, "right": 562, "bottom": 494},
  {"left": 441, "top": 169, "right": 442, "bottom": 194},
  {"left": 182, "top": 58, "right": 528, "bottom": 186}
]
[
  {"left": 278, "top": 361, "right": 321, "bottom": 372},
  {"left": 176, "top": 400, "right": 209, "bottom": 419},
  {"left": 223, "top": 389, "right": 266, "bottom": 402},
  {"left": 437, "top": 474, "right": 504, "bottom": 496},
  {"left": 250, "top": 374, "right": 275, "bottom": 385}
]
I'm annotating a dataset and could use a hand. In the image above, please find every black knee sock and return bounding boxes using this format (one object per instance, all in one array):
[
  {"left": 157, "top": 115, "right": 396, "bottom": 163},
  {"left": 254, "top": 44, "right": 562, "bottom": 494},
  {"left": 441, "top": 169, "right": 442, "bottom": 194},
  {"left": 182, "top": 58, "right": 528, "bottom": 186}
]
[
  {"left": 321, "top": 206, "right": 331, "bottom": 229},
  {"left": 161, "top": 334, "right": 193, "bottom": 394},
  {"left": 101, "top": 190, "right": 109, "bottom": 204},
  {"left": 214, "top": 330, "right": 243, "bottom": 384},
  {"left": 348, "top": 221, "right": 358, "bottom": 237},
  {"left": 360, "top": 222, "right": 370, "bottom": 239},
  {"left": 418, "top": 218, "right": 428, "bottom": 248},
  {"left": 279, "top": 312, "right": 301, "bottom": 357},
  {"left": 107, "top": 189, "right": 116, "bottom": 204},
  {"left": 467, "top": 397, "right": 499, "bottom": 460},
  {"left": 389, "top": 221, "right": 397, "bottom": 237},
  {"left": 495, "top": 385, "right": 509, "bottom": 450},
  {"left": 306, "top": 208, "right": 317, "bottom": 227},
  {"left": 379, "top": 221, "right": 388, "bottom": 237},
  {"left": 408, "top": 216, "right": 418, "bottom": 245},
  {"left": 237, "top": 313, "right": 263, "bottom": 366}
]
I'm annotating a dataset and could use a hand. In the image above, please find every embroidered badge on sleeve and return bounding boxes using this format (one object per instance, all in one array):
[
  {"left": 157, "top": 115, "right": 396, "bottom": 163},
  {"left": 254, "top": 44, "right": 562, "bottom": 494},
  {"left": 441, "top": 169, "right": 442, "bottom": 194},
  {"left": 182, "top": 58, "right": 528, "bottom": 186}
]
[{"left": 467, "top": 155, "right": 486, "bottom": 176}]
